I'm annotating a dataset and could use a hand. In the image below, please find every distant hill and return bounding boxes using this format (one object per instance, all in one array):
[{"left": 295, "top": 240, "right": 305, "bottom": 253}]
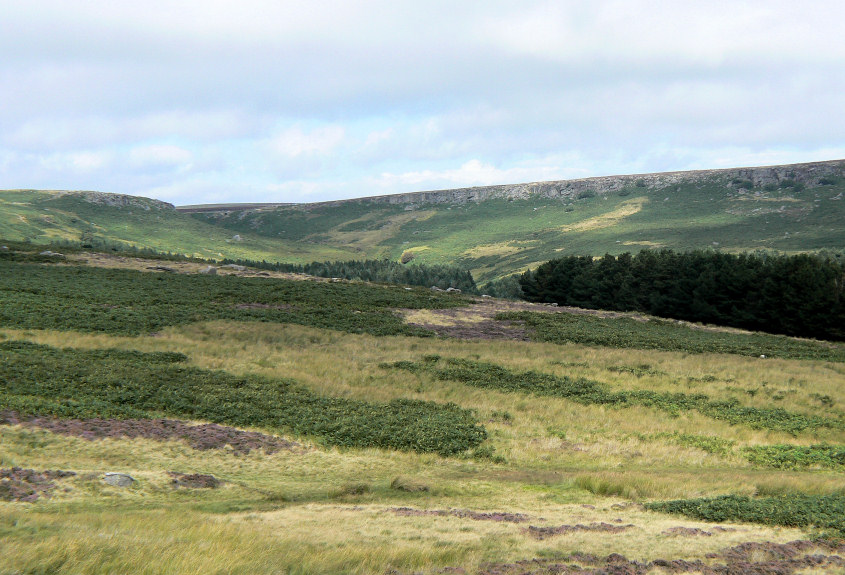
[
  {"left": 2, "top": 159, "right": 844, "bottom": 285},
  {"left": 182, "top": 159, "right": 845, "bottom": 283},
  {"left": 0, "top": 189, "right": 356, "bottom": 263}
]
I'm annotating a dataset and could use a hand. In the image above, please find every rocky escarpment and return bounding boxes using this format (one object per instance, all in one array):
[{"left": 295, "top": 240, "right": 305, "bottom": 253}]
[
  {"left": 70, "top": 191, "right": 174, "bottom": 211},
  {"left": 176, "top": 159, "right": 845, "bottom": 213},
  {"left": 332, "top": 159, "right": 845, "bottom": 207}
]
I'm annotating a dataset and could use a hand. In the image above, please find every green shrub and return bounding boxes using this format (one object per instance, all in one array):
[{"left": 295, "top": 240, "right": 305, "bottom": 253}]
[
  {"left": 0, "top": 341, "right": 487, "bottom": 456},
  {"left": 0, "top": 260, "right": 472, "bottom": 337},
  {"left": 646, "top": 494, "right": 845, "bottom": 535},
  {"left": 496, "top": 311, "right": 845, "bottom": 362},
  {"left": 742, "top": 444, "right": 845, "bottom": 470}
]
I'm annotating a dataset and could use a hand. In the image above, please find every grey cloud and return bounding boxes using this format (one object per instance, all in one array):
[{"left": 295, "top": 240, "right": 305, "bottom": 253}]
[{"left": 1, "top": 1, "right": 843, "bottom": 204}]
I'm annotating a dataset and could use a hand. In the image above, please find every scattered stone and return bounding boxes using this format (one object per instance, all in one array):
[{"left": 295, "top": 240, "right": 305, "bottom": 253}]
[
  {"left": 199, "top": 266, "right": 217, "bottom": 275},
  {"left": 103, "top": 472, "right": 135, "bottom": 487},
  {"left": 431, "top": 286, "right": 444, "bottom": 292},
  {"left": 0, "top": 245, "right": 8, "bottom": 251},
  {"left": 481, "top": 294, "right": 492, "bottom": 298},
  {"left": 231, "top": 234, "right": 242, "bottom": 241},
  {"left": 221, "top": 264, "right": 246, "bottom": 271},
  {"left": 445, "top": 287, "right": 462, "bottom": 293},
  {"left": 38, "top": 250, "right": 64, "bottom": 257}
]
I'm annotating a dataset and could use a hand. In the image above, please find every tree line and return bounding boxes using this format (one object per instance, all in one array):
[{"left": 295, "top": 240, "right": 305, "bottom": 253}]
[
  {"left": 222, "top": 257, "right": 478, "bottom": 293},
  {"left": 519, "top": 250, "right": 845, "bottom": 341}
]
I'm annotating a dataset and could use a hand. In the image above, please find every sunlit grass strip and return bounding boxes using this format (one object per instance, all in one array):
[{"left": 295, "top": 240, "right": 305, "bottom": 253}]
[
  {"left": 496, "top": 311, "right": 845, "bottom": 362},
  {"left": 384, "top": 356, "right": 842, "bottom": 433},
  {"left": 646, "top": 494, "right": 845, "bottom": 536},
  {"left": 0, "top": 341, "right": 486, "bottom": 456}
]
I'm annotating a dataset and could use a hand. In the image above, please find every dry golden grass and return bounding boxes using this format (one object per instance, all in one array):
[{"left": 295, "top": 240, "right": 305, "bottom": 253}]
[
  {"left": 0, "top": 423, "right": 818, "bottom": 575},
  {"left": 2, "top": 316, "right": 844, "bottom": 573},
  {"left": 462, "top": 241, "right": 536, "bottom": 258},
  {"left": 560, "top": 196, "right": 648, "bottom": 232}
]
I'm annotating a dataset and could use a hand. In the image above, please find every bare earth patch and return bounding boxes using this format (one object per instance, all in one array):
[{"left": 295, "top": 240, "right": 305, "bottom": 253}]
[
  {"left": 662, "top": 526, "right": 736, "bottom": 537},
  {"left": 388, "top": 507, "right": 532, "bottom": 523},
  {"left": 168, "top": 471, "right": 221, "bottom": 489},
  {"left": 526, "top": 522, "right": 635, "bottom": 540},
  {"left": 399, "top": 299, "right": 651, "bottom": 341},
  {"left": 0, "top": 411, "right": 298, "bottom": 455},
  {"left": 400, "top": 295, "right": 788, "bottom": 343},
  {"left": 468, "top": 539, "right": 845, "bottom": 575}
]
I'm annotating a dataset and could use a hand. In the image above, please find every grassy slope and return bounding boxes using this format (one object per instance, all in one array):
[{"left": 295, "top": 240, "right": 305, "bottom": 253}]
[
  {"left": 190, "top": 175, "right": 845, "bottom": 284},
  {"left": 0, "top": 190, "right": 359, "bottom": 263},
  {"left": 1, "top": 254, "right": 844, "bottom": 573},
  {"left": 4, "top": 166, "right": 845, "bottom": 286}
]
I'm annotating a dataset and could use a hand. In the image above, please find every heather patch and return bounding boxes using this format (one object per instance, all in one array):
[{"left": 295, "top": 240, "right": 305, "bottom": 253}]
[{"left": 0, "top": 468, "right": 76, "bottom": 502}]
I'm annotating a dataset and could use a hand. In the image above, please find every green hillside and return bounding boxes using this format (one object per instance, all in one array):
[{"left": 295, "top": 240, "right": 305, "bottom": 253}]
[
  {"left": 187, "top": 161, "right": 845, "bottom": 283},
  {"left": 3, "top": 160, "right": 845, "bottom": 286},
  {"left": 0, "top": 190, "right": 358, "bottom": 263}
]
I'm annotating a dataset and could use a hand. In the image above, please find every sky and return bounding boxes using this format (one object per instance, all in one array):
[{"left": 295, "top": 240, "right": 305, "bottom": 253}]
[{"left": 2, "top": 1, "right": 844, "bottom": 206}]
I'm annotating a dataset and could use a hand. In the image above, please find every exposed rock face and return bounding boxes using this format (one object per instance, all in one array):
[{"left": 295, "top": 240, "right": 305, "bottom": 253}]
[
  {"left": 329, "top": 159, "right": 845, "bottom": 207},
  {"left": 70, "top": 191, "right": 174, "bottom": 211},
  {"left": 177, "top": 159, "right": 845, "bottom": 214}
]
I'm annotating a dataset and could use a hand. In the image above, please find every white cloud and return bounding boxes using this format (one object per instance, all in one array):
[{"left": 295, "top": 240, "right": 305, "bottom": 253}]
[
  {"left": 374, "top": 157, "right": 587, "bottom": 191},
  {"left": 268, "top": 125, "right": 346, "bottom": 158},
  {"left": 0, "top": 1, "right": 843, "bottom": 204},
  {"left": 129, "top": 144, "right": 193, "bottom": 170},
  {"left": 39, "top": 150, "right": 113, "bottom": 174}
]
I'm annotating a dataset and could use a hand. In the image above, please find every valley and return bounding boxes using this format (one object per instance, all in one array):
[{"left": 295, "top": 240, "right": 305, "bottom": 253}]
[{"left": 0, "top": 244, "right": 843, "bottom": 574}]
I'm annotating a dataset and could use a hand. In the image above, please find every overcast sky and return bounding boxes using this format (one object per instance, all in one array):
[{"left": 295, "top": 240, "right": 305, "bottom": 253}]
[{"left": 2, "top": 1, "right": 844, "bottom": 205}]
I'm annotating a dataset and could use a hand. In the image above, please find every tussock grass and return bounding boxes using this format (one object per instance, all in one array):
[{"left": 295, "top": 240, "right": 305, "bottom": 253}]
[{"left": 2, "top": 317, "right": 844, "bottom": 572}]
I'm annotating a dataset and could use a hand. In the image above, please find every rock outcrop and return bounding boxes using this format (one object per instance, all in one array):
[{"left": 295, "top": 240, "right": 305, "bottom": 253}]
[{"left": 177, "top": 159, "right": 845, "bottom": 214}]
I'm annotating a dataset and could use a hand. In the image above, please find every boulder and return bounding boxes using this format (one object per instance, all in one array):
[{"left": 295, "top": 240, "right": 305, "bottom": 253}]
[
  {"left": 221, "top": 264, "right": 246, "bottom": 271},
  {"left": 200, "top": 266, "right": 217, "bottom": 275},
  {"left": 103, "top": 472, "right": 134, "bottom": 487}
]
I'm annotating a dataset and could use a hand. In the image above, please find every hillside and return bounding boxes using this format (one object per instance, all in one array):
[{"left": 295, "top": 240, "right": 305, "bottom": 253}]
[
  {"left": 1, "top": 246, "right": 844, "bottom": 574},
  {"left": 0, "top": 189, "right": 359, "bottom": 263},
  {"left": 184, "top": 159, "right": 845, "bottom": 284},
  {"left": 2, "top": 159, "right": 844, "bottom": 285}
]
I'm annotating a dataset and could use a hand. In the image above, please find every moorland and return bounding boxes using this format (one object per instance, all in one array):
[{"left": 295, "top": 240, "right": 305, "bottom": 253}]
[{"left": 1, "top": 159, "right": 844, "bottom": 574}]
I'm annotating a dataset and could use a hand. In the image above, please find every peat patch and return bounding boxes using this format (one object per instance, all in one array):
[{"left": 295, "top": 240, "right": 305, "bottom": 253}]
[
  {"left": 0, "top": 411, "right": 298, "bottom": 455},
  {"left": 0, "top": 468, "right": 76, "bottom": 502}
]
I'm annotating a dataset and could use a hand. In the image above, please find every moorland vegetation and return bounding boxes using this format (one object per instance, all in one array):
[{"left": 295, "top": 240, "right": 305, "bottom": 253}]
[{"left": 1, "top": 169, "right": 845, "bottom": 574}]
